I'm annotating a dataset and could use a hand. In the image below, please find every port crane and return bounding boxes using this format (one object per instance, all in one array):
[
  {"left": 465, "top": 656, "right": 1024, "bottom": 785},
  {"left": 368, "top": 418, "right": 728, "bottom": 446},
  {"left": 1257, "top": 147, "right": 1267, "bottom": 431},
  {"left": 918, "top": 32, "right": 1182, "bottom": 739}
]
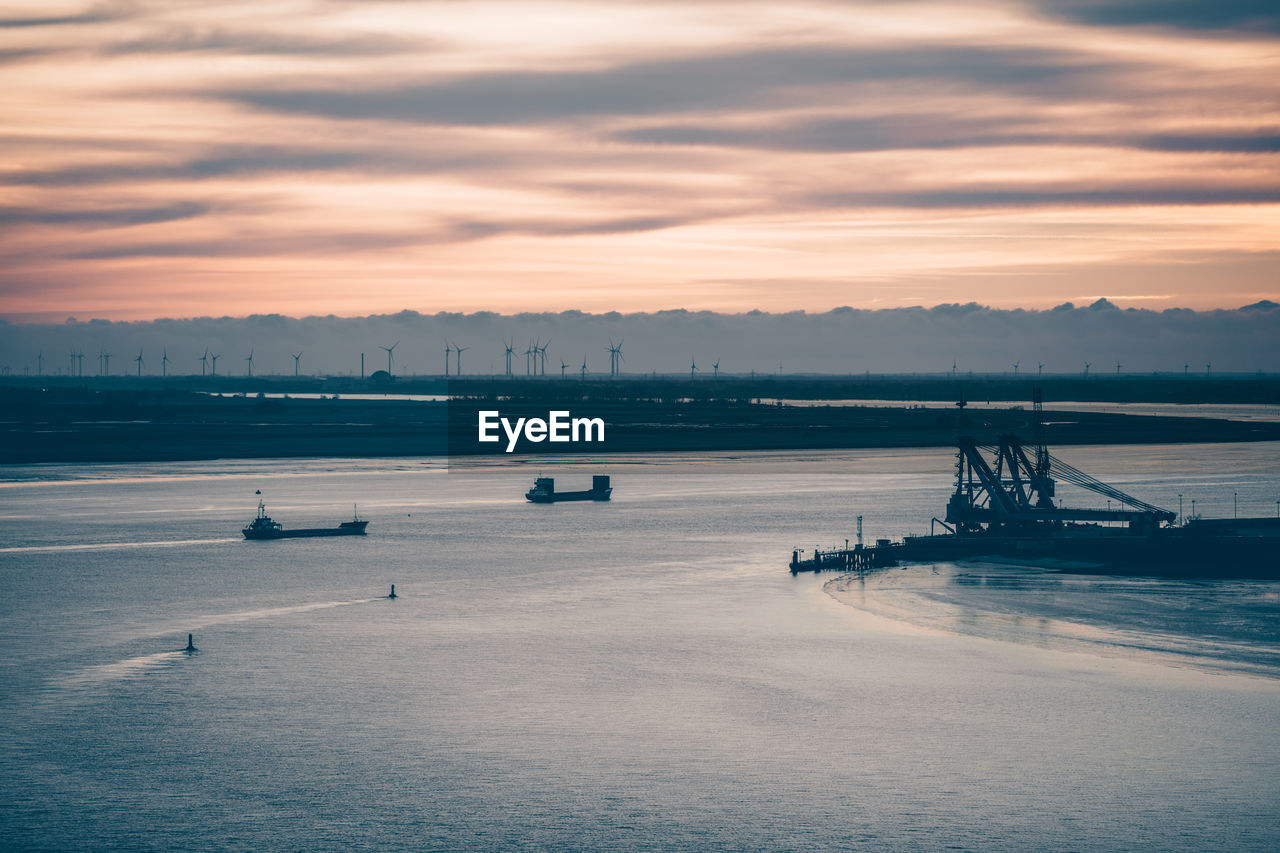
[{"left": 945, "top": 435, "right": 1174, "bottom": 534}]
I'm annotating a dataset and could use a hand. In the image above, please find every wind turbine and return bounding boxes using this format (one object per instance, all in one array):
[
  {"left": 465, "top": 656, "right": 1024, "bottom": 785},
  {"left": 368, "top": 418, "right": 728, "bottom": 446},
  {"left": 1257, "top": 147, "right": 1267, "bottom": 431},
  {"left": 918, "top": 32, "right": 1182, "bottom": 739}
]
[
  {"left": 36, "top": 351, "right": 42, "bottom": 375},
  {"left": 503, "top": 340, "right": 515, "bottom": 377},
  {"left": 200, "top": 349, "right": 208, "bottom": 376},
  {"left": 162, "top": 348, "right": 170, "bottom": 377},
  {"left": 101, "top": 350, "right": 111, "bottom": 375},
  {"left": 136, "top": 348, "right": 144, "bottom": 377},
  {"left": 292, "top": 352, "right": 302, "bottom": 377},
  {"left": 70, "top": 350, "right": 76, "bottom": 376},
  {"left": 525, "top": 341, "right": 536, "bottom": 376},
  {"left": 606, "top": 339, "right": 624, "bottom": 377},
  {"left": 452, "top": 342, "right": 469, "bottom": 375},
  {"left": 690, "top": 357, "right": 697, "bottom": 379},
  {"left": 1037, "top": 362, "right": 1044, "bottom": 378},
  {"left": 380, "top": 340, "right": 399, "bottom": 376},
  {"left": 538, "top": 339, "right": 550, "bottom": 375},
  {"left": 1115, "top": 361, "right": 1121, "bottom": 376},
  {"left": 604, "top": 338, "right": 624, "bottom": 376},
  {"left": 1184, "top": 362, "right": 1189, "bottom": 376},
  {"left": 1012, "top": 361, "right": 1019, "bottom": 377},
  {"left": 77, "top": 350, "right": 84, "bottom": 376},
  {"left": 560, "top": 359, "right": 567, "bottom": 379},
  {"left": 443, "top": 343, "right": 451, "bottom": 377},
  {"left": 1083, "top": 362, "right": 1091, "bottom": 377},
  {"left": 1206, "top": 362, "right": 1212, "bottom": 376},
  {"left": 712, "top": 360, "right": 720, "bottom": 378},
  {"left": 580, "top": 356, "right": 588, "bottom": 380},
  {"left": 211, "top": 353, "right": 220, "bottom": 375},
  {"left": 245, "top": 349, "right": 254, "bottom": 377}
]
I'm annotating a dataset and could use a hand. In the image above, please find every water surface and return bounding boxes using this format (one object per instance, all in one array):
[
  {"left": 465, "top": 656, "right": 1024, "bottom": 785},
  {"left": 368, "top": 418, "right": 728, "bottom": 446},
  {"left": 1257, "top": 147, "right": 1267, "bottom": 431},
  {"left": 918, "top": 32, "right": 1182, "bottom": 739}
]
[{"left": 2, "top": 445, "right": 1278, "bottom": 851}]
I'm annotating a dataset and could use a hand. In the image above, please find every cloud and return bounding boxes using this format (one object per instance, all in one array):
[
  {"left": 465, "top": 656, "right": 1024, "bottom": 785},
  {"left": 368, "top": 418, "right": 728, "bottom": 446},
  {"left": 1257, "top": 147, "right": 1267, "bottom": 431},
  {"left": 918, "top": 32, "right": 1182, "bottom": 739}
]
[
  {"left": 0, "top": 4, "right": 128, "bottom": 29},
  {"left": 222, "top": 44, "right": 1132, "bottom": 125},
  {"left": 64, "top": 230, "right": 423, "bottom": 260},
  {"left": 0, "top": 143, "right": 528, "bottom": 188},
  {"left": 1036, "top": 0, "right": 1280, "bottom": 33},
  {"left": 0, "top": 202, "right": 209, "bottom": 228},
  {"left": 617, "top": 117, "right": 1280, "bottom": 155},
  {"left": 101, "top": 28, "right": 429, "bottom": 58},
  {"left": 809, "top": 187, "right": 1280, "bottom": 209}
]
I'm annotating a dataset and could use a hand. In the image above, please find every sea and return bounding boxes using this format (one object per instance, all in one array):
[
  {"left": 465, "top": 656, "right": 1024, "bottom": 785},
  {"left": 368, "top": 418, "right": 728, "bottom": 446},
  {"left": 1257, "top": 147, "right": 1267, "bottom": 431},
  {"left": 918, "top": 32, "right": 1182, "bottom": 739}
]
[{"left": 1, "top": 443, "right": 1278, "bottom": 851}]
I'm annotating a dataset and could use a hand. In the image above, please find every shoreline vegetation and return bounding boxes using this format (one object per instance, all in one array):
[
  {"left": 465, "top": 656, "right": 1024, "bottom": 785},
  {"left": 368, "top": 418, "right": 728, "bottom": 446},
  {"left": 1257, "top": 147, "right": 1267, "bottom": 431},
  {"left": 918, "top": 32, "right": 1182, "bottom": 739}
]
[
  {"left": 5, "top": 373, "right": 1279, "bottom": 404},
  {"left": 3, "top": 378, "right": 1277, "bottom": 464}
]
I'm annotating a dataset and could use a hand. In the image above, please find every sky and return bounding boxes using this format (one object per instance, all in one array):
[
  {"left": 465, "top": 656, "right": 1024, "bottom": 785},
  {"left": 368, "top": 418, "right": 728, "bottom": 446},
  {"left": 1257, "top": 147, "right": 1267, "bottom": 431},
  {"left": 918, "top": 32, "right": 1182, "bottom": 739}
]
[{"left": 1, "top": 0, "right": 1278, "bottom": 321}]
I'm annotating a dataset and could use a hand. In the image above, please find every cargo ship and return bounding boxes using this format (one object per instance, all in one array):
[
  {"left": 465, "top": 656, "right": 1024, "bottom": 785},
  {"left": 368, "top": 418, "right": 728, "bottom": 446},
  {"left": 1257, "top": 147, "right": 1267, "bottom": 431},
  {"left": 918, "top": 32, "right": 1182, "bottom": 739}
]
[
  {"left": 526, "top": 475, "right": 612, "bottom": 503},
  {"left": 242, "top": 500, "right": 369, "bottom": 540},
  {"left": 791, "top": 412, "right": 1279, "bottom": 578}
]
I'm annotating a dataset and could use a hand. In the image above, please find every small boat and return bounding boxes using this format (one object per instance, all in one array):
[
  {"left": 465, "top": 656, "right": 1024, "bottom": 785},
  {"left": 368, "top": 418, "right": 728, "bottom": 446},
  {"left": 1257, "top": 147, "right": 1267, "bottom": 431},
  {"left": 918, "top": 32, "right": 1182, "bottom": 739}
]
[{"left": 242, "top": 500, "right": 369, "bottom": 540}]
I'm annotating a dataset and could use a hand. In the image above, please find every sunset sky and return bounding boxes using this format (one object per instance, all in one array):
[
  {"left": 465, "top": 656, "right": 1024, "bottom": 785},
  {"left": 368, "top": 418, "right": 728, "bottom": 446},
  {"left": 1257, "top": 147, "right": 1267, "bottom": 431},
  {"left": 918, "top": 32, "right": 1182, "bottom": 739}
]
[{"left": 1, "top": 0, "right": 1277, "bottom": 320}]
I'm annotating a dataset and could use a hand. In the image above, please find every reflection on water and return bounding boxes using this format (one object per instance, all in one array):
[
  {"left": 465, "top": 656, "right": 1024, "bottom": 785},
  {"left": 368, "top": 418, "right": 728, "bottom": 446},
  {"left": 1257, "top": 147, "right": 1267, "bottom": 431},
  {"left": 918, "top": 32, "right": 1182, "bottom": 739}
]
[{"left": 827, "top": 564, "right": 1280, "bottom": 677}]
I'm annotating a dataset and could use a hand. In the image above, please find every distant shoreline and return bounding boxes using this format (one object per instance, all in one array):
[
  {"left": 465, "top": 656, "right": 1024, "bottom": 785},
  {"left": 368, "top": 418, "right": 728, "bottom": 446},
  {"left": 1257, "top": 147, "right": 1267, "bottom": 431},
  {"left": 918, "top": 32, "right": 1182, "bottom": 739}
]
[
  {"left": 3, "top": 386, "right": 1278, "bottom": 464},
  {"left": 4, "top": 373, "right": 1279, "bottom": 406}
]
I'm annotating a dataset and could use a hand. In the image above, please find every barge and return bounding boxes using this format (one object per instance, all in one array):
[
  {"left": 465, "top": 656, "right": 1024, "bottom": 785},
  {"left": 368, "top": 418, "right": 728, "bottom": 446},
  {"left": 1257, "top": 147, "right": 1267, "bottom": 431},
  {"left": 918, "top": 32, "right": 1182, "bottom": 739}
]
[{"left": 526, "top": 475, "right": 612, "bottom": 503}]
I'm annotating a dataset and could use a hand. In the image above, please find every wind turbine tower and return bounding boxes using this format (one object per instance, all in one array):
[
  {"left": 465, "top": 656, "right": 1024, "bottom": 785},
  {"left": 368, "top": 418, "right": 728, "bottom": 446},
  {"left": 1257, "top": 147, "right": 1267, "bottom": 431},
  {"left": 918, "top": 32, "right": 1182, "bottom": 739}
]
[
  {"left": 380, "top": 341, "right": 399, "bottom": 377},
  {"left": 201, "top": 349, "right": 209, "bottom": 376},
  {"left": 292, "top": 352, "right": 302, "bottom": 377},
  {"left": 453, "top": 342, "right": 469, "bottom": 375},
  {"left": 211, "top": 354, "right": 220, "bottom": 375},
  {"left": 162, "top": 348, "right": 170, "bottom": 377},
  {"left": 504, "top": 340, "right": 515, "bottom": 378},
  {"left": 538, "top": 339, "right": 550, "bottom": 375},
  {"left": 245, "top": 349, "right": 254, "bottom": 377},
  {"left": 136, "top": 348, "right": 144, "bottom": 377}
]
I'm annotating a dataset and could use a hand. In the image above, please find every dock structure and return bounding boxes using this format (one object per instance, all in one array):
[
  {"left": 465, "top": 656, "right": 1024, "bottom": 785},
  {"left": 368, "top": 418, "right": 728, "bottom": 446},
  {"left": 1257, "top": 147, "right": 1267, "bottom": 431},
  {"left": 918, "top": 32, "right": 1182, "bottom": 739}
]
[{"left": 789, "top": 543, "right": 897, "bottom": 575}]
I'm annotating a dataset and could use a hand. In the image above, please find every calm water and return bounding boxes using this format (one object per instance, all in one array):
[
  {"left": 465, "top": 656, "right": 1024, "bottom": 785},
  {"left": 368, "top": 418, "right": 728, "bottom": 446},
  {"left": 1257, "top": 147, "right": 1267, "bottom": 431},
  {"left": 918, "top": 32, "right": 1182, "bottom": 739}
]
[{"left": 2, "top": 445, "right": 1279, "bottom": 851}]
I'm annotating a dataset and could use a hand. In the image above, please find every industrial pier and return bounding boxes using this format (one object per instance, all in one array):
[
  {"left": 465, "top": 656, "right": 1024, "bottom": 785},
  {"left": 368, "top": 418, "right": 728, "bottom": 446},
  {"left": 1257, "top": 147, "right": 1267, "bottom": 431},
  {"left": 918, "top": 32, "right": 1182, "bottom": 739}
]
[
  {"left": 791, "top": 516, "right": 899, "bottom": 574},
  {"left": 789, "top": 390, "right": 1280, "bottom": 579}
]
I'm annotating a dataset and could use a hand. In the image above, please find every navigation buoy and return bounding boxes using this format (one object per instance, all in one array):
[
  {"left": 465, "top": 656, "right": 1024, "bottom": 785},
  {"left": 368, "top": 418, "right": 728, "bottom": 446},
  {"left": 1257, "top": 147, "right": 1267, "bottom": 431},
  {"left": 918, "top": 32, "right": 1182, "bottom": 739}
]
[
  {"left": 388, "top": 585, "right": 398, "bottom": 599},
  {"left": 184, "top": 633, "right": 198, "bottom": 654}
]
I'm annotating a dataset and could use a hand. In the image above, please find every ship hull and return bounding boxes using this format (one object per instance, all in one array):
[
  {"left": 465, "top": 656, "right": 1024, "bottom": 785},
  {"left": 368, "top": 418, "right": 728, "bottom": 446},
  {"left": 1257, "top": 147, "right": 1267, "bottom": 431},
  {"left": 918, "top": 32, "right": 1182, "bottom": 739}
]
[
  {"left": 243, "top": 523, "right": 368, "bottom": 540},
  {"left": 526, "top": 489, "right": 612, "bottom": 503}
]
